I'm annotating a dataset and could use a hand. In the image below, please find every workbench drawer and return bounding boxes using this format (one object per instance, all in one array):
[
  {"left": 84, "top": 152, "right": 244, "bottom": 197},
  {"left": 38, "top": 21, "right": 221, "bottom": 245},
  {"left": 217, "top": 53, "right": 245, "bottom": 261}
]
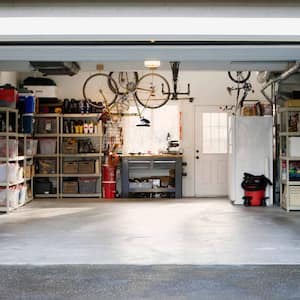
[
  {"left": 153, "top": 160, "right": 176, "bottom": 169},
  {"left": 128, "top": 160, "right": 152, "bottom": 169}
]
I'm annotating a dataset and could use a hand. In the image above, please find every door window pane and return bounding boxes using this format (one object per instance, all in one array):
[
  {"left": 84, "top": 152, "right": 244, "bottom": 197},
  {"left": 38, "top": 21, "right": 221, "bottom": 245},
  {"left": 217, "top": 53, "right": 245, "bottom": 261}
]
[{"left": 202, "top": 112, "right": 228, "bottom": 154}]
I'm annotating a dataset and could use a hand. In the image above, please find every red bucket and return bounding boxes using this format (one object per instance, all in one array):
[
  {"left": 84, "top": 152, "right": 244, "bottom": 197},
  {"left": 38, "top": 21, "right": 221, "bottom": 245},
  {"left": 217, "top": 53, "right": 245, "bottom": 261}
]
[
  {"left": 102, "top": 165, "right": 116, "bottom": 181},
  {"left": 102, "top": 181, "right": 116, "bottom": 199},
  {"left": 244, "top": 189, "right": 265, "bottom": 206}
]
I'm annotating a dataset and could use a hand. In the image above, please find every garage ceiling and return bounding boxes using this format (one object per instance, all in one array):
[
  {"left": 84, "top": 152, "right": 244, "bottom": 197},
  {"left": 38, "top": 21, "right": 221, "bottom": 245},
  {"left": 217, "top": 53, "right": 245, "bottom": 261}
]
[{"left": 0, "top": 44, "right": 296, "bottom": 72}]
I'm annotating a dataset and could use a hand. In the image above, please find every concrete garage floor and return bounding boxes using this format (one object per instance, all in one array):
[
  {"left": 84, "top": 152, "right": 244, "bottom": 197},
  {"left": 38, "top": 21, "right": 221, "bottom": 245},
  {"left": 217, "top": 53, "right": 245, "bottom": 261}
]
[
  {"left": 1, "top": 265, "right": 300, "bottom": 300},
  {"left": 0, "top": 198, "right": 300, "bottom": 265}
]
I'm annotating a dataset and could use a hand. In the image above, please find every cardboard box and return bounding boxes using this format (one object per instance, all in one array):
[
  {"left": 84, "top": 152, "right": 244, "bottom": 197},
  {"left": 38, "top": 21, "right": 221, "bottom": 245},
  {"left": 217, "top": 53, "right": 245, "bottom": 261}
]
[
  {"left": 63, "top": 138, "right": 77, "bottom": 154},
  {"left": 63, "top": 181, "right": 78, "bottom": 194},
  {"left": 63, "top": 161, "right": 78, "bottom": 174},
  {"left": 78, "top": 160, "right": 95, "bottom": 174}
]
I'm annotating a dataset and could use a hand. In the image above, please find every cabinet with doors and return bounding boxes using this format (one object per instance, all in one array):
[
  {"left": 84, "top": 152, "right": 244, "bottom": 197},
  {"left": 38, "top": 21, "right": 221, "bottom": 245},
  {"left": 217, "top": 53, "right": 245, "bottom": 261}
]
[{"left": 279, "top": 107, "right": 300, "bottom": 211}]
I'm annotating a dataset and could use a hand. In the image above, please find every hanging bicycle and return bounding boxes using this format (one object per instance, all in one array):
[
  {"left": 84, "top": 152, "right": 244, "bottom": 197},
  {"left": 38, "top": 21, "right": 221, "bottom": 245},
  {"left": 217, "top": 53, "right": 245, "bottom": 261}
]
[
  {"left": 83, "top": 71, "right": 158, "bottom": 126},
  {"left": 227, "top": 71, "right": 254, "bottom": 114}
]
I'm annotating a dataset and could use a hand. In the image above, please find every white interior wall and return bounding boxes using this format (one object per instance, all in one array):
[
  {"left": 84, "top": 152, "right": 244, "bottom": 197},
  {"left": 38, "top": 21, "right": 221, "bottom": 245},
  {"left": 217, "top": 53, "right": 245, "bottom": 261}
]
[
  {"left": 0, "top": 72, "right": 17, "bottom": 86},
  {"left": 17, "top": 70, "right": 264, "bottom": 196}
]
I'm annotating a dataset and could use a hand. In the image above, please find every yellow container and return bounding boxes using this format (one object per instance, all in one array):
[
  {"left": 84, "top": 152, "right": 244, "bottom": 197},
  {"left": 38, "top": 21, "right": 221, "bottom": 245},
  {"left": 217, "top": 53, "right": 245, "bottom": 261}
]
[{"left": 284, "top": 99, "right": 300, "bottom": 107}]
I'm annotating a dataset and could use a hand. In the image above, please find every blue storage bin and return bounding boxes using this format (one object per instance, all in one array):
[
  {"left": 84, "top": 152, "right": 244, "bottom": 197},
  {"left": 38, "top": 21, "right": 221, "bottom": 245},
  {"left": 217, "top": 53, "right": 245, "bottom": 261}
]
[
  {"left": 22, "top": 114, "right": 34, "bottom": 134},
  {"left": 19, "top": 93, "right": 35, "bottom": 113}
]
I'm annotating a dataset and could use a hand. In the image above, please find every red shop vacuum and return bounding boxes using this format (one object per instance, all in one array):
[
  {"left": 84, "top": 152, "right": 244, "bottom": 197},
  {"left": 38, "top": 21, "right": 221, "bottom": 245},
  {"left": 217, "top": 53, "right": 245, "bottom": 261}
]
[{"left": 241, "top": 173, "right": 272, "bottom": 207}]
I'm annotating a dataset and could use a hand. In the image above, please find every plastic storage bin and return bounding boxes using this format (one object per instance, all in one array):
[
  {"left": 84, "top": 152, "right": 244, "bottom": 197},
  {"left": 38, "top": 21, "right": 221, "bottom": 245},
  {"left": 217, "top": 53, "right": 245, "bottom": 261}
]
[
  {"left": 0, "top": 163, "right": 20, "bottom": 183},
  {"left": 36, "top": 118, "right": 57, "bottom": 134},
  {"left": 18, "top": 91, "right": 35, "bottom": 114},
  {"left": 0, "top": 84, "right": 18, "bottom": 108},
  {"left": 33, "top": 179, "right": 53, "bottom": 195},
  {"left": 0, "top": 187, "right": 19, "bottom": 208},
  {"left": 39, "top": 139, "right": 57, "bottom": 155},
  {"left": 37, "top": 159, "right": 57, "bottom": 174},
  {"left": 0, "top": 139, "right": 18, "bottom": 159},
  {"left": 78, "top": 178, "right": 97, "bottom": 194},
  {"left": 22, "top": 114, "right": 35, "bottom": 134},
  {"left": 26, "top": 139, "right": 38, "bottom": 156},
  {"left": 19, "top": 139, "right": 38, "bottom": 156},
  {"left": 19, "top": 185, "right": 27, "bottom": 205}
]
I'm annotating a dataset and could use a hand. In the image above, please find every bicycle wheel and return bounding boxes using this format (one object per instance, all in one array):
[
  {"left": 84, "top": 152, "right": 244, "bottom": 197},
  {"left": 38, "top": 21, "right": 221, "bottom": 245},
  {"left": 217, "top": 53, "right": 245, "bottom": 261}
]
[
  {"left": 135, "top": 73, "right": 170, "bottom": 109},
  {"left": 83, "top": 73, "right": 118, "bottom": 108},
  {"left": 108, "top": 72, "right": 139, "bottom": 95},
  {"left": 228, "top": 71, "right": 251, "bottom": 84}
]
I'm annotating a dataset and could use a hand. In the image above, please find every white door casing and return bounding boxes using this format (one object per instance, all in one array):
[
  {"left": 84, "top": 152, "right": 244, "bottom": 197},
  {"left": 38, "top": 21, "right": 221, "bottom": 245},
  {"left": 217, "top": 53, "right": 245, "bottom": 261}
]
[{"left": 195, "top": 106, "right": 228, "bottom": 197}]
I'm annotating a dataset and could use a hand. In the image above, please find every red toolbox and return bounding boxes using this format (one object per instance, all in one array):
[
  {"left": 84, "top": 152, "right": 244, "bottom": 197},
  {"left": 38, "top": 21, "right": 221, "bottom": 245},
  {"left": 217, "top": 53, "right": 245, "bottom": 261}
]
[{"left": 0, "top": 84, "right": 18, "bottom": 108}]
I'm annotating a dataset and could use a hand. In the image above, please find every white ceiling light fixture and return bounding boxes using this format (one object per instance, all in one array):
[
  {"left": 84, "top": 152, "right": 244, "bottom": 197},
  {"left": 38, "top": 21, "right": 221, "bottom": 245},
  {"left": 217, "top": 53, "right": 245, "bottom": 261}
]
[{"left": 144, "top": 60, "right": 161, "bottom": 69}]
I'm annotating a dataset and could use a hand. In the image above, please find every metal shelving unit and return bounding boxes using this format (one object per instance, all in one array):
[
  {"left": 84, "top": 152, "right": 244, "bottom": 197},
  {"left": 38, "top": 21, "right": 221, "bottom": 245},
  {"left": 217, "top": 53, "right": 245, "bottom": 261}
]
[
  {"left": 60, "top": 114, "right": 102, "bottom": 198},
  {"left": 0, "top": 108, "right": 33, "bottom": 213},
  {"left": 279, "top": 107, "right": 300, "bottom": 211},
  {"left": 32, "top": 113, "right": 103, "bottom": 199},
  {"left": 33, "top": 114, "right": 60, "bottom": 198}
]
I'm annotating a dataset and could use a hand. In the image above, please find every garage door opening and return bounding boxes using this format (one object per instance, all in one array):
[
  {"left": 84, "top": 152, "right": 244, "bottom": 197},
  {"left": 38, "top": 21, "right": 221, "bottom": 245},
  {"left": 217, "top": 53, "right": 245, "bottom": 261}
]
[{"left": 1, "top": 39, "right": 298, "bottom": 212}]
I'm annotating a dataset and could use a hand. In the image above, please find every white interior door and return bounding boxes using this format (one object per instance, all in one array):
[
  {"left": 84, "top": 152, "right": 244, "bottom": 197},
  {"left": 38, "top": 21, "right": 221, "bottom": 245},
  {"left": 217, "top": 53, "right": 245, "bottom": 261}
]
[{"left": 195, "top": 106, "right": 228, "bottom": 197}]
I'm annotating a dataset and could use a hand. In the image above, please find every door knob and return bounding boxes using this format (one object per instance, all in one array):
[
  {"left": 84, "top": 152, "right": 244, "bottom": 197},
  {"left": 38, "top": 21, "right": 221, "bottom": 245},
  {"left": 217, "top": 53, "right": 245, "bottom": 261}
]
[{"left": 196, "top": 156, "right": 199, "bottom": 159}]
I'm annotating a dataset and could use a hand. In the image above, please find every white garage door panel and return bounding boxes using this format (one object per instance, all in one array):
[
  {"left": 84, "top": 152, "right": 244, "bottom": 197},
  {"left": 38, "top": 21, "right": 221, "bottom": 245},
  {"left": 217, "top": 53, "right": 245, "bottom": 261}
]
[{"left": 0, "top": 45, "right": 300, "bottom": 62}]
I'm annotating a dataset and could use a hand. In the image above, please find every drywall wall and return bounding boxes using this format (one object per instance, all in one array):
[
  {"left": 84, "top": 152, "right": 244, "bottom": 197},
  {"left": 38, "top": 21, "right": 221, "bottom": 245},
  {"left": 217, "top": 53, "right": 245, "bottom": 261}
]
[
  {"left": 18, "top": 70, "right": 264, "bottom": 196},
  {"left": 177, "top": 71, "right": 265, "bottom": 196},
  {"left": 0, "top": 72, "right": 17, "bottom": 86}
]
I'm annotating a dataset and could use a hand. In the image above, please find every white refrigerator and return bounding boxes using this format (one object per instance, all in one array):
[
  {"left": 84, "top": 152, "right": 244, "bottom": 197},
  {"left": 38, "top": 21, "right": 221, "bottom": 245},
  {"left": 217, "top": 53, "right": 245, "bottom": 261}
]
[{"left": 228, "top": 116, "right": 273, "bottom": 205}]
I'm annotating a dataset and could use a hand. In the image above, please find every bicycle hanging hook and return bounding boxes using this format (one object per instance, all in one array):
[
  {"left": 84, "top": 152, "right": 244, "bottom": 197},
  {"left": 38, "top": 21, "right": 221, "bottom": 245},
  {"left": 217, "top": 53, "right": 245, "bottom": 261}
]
[{"left": 162, "top": 61, "right": 194, "bottom": 102}]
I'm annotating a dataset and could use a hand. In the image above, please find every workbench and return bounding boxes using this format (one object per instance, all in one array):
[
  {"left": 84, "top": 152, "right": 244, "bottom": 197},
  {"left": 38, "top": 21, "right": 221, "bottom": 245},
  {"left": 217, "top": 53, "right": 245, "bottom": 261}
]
[{"left": 121, "top": 154, "right": 183, "bottom": 198}]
